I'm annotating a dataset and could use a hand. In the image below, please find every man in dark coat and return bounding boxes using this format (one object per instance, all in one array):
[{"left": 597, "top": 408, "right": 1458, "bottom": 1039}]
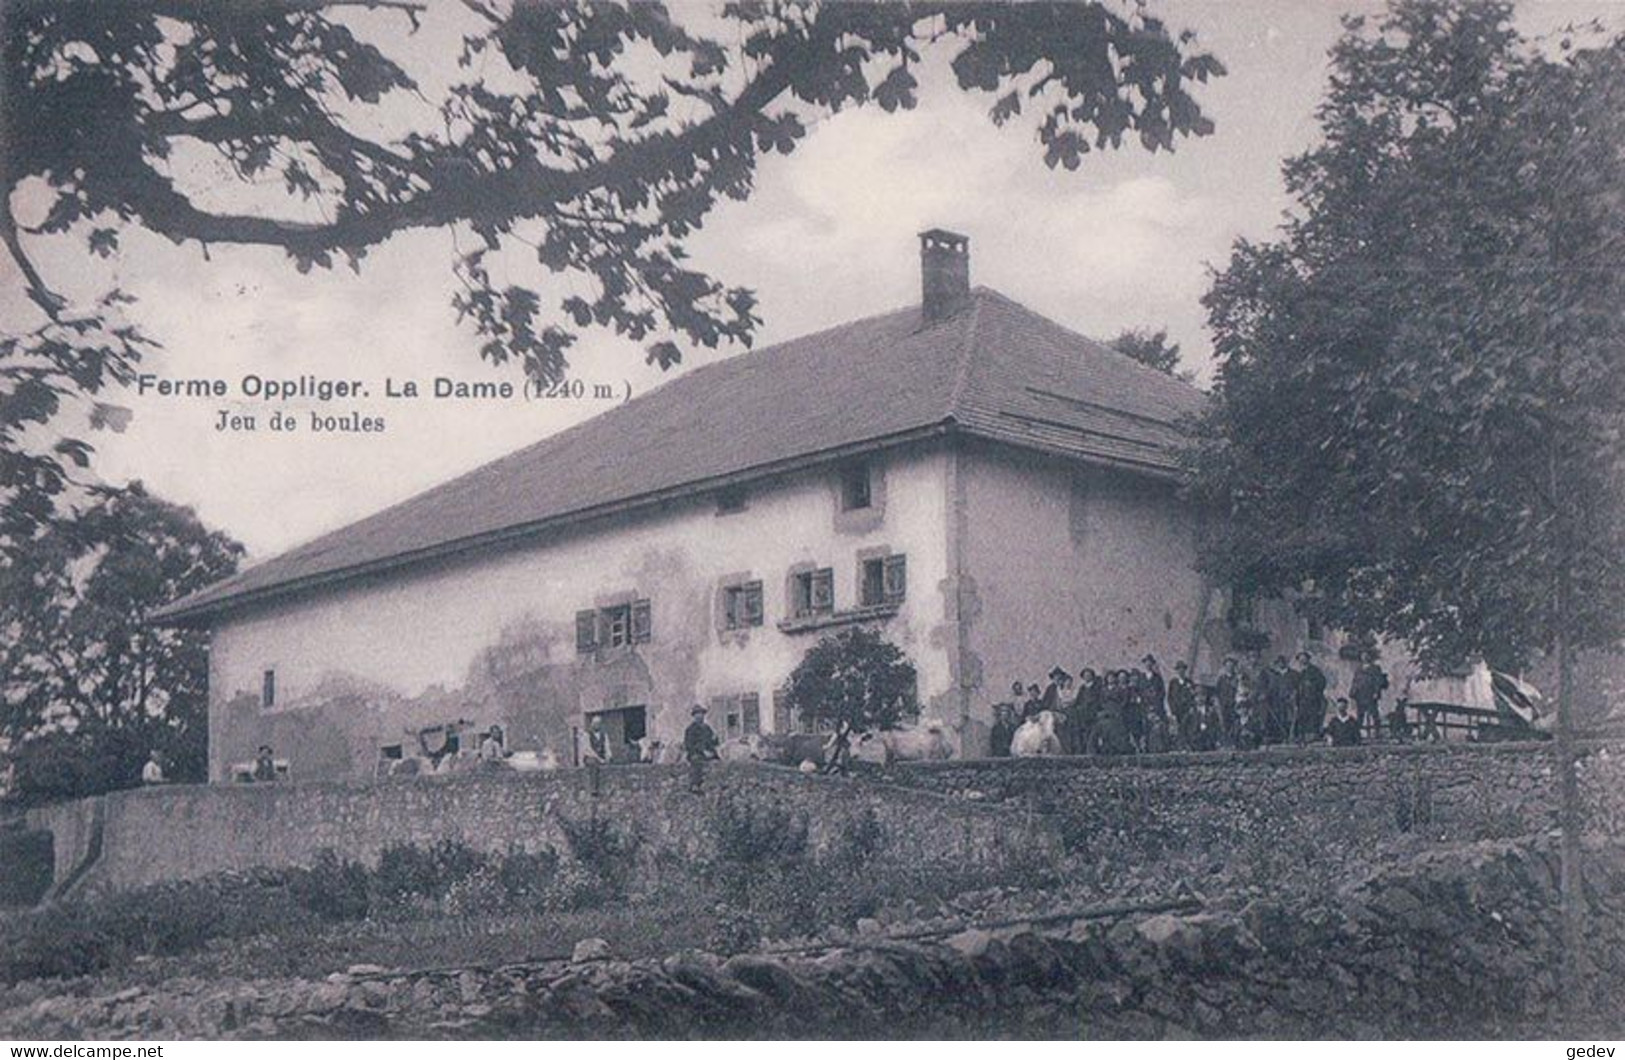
[
  {"left": 683, "top": 704, "right": 720, "bottom": 792},
  {"left": 1141, "top": 656, "right": 1167, "bottom": 718},
  {"left": 1044, "top": 667, "right": 1075, "bottom": 751},
  {"left": 1326, "top": 698, "right": 1362, "bottom": 747},
  {"left": 989, "top": 702, "right": 1019, "bottom": 758},
  {"left": 1167, "top": 661, "right": 1198, "bottom": 749},
  {"left": 1350, "top": 653, "right": 1390, "bottom": 740},
  {"left": 1071, "top": 668, "right": 1102, "bottom": 754},
  {"left": 1293, "top": 651, "right": 1328, "bottom": 743},
  {"left": 1215, "top": 657, "right": 1241, "bottom": 745},
  {"left": 1023, "top": 683, "right": 1045, "bottom": 721},
  {"left": 1263, "top": 656, "right": 1296, "bottom": 744}
]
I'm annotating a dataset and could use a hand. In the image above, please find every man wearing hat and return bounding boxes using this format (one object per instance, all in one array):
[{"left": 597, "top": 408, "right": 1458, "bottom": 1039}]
[
  {"left": 683, "top": 704, "right": 721, "bottom": 793},
  {"left": 1167, "top": 661, "right": 1198, "bottom": 750}
]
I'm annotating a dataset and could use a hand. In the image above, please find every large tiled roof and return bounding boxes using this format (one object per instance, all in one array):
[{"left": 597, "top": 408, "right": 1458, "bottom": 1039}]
[{"left": 156, "top": 288, "right": 1205, "bottom": 623}]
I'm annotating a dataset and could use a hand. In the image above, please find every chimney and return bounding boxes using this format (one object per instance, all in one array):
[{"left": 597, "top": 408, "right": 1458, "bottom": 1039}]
[{"left": 919, "top": 228, "right": 970, "bottom": 324}]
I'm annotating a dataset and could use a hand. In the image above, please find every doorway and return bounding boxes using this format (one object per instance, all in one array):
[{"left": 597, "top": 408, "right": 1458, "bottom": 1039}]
[{"left": 582, "top": 705, "right": 648, "bottom": 763}]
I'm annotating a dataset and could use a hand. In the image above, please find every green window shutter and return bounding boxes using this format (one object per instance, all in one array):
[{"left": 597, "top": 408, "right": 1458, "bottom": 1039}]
[
  {"left": 772, "top": 689, "right": 792, "bottom": 734},
  {"left": 744, "top": 581, "right": 764, "bottom": 625},
  {"left": 631, "top": 598, "right": 652, "bottom": 643},
  {"left": 742, "top": 693, "right": 761, "bottom": 735}
]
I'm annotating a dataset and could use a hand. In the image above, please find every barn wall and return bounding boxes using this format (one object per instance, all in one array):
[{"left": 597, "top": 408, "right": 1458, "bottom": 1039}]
[
  {"left": 954, "top": 444, "right": 1210, "bottom": 751},
  {"left": 206, "top": 442, "right": 953, "bottom": 782}
]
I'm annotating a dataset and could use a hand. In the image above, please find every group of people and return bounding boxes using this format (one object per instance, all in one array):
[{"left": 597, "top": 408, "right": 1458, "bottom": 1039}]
[{"left": 989, "top": 651, "right": 1394, "bottom": 757}]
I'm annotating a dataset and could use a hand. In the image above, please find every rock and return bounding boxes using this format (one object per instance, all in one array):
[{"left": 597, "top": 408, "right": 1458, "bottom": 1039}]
[
  {"left": 856, "top": 917, "right": 883, "bottom": 936},
  {"left": 346, "top": 963, "right": 387, "bottom": 977},
  {"left": 458, "top": 970, "right": 481, "bottom": 1004},
  {"left": 572, "top": 937, "right": 611, "bottom": 962},
  {"left": 944, "top": 928, "right": 996, "bottom": 959},
  {"left": 308, "top": 982, "right": 349, "bottom": 1013}
]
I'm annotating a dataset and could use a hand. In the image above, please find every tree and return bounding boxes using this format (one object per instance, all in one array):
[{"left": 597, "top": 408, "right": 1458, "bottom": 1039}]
[
  {"left": 0, "top": 483, "right": 243, "bottom": 802},
  {"left": 780, "top": 626, "right": 916, "bottom": 773},
  {"left": 0, "top": 1, "right": 1223, "bottom": 557},
  {"left": 1188, "top": 0, "right": 1625, "bottom": 1008},
  {"left": 1109, "top": 326, "right": 1189, "bottom": 380},
  {"left": 1191, "top": 0, "right": 1625, "bottom": 673}
]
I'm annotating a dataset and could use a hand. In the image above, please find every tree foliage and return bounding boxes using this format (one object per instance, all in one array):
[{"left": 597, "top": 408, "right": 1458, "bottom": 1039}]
[
  {"left": 0, "top": 483, "right": 243, "bottom": 801},
  {"left": 0, "top": 0, "right": 1222, "bottom": 554},
  {"left": 1109, "top": 326, "right": 1189, "bottom": 379},
  {"left": 1188, "top": 0, "right": 1625, "bottom": 672},
  {"left": 781, "top": 626, "right": 916, "bottom": 762}
]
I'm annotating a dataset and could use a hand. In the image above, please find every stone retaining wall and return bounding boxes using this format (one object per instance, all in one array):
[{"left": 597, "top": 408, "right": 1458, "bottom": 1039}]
[
  {"left": 23, "top": 763, "right": 1048, "bottom": 895},
  {"left": 879, "top": 740, "right": 1624, "bottom": 865}
]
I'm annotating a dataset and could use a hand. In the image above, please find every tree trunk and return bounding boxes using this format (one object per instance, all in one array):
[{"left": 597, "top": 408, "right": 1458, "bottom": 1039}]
[{"left": 1552, "top": 445, "right": 1584, "bottom": 1017}]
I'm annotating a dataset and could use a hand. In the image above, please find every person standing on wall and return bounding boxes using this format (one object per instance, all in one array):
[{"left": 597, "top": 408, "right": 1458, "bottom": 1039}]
[
  {"left": 683, "top": 704, "right": 721, "bottom": 793},
  {"left": 989, "top": 702, "right": 1018, "bottom": 757},
  {"left": 1215, "top": 657, "right": 1241, "bottom": 747},
  {"left": 1293, "top": 651, "right": 1328, "bottom": 744},
  {"left": 1350, "top": 651, "right": 1390, "bottom": 741},
  {"left": 1167, "top": 661, "right": 1198, "bottom": 750}
]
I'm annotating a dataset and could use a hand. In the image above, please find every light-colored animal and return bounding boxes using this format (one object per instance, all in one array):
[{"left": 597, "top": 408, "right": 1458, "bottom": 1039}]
[
  {"left": 1011, "top": 711, "right": 1063, "bottom": 757},
  {"left": 760, "top": 732, "right": 829, "bottom": 768},
  {"left": 882, "top": 721, "right": 955, "bottom": 762},
  {"left": 719, "top": 734, "right": 764, "bottom": 762},
  {"left": 850, "top": 730, "right": 890, "bottom": 765},
  {"left": 638, "top": 739, "right": 665, "bottom": 764}
]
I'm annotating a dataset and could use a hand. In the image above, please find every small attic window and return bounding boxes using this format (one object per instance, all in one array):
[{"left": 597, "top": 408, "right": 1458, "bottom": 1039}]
[
  {"left": 716, "top": 486, "right": 747, "bottom": 515},
  {"left": 840, "top": 464, "right": 872, "bottom": 511}
]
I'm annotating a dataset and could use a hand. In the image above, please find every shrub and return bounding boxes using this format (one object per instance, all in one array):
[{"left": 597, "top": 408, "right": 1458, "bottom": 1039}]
[
  {"left": 558, "top": 817, "right": 641, "bottom": 899},
  {"left": 712, "top": 799, "right": 809, "bottom": 865},
  {"left": 292, "top": 849, "right": 371, "bottom": 921},
  {"left": 371, "top": 838, "right": 484, "bottom": 906},
  {"left": 838, "top": 808, "right": 884, "bottom": 860}
]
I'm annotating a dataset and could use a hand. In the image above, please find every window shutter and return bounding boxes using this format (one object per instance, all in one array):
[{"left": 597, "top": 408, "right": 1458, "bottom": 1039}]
[
  {"left": 742, "top": 693, "right": 761, "bottom": 735},
  {"left": 883, "top": 554, "right": 907, "bottom": 602},
  {"left": 631, "top": 598, "right": 652, "bottom": 643},
  {"left": 744, "top": 581, "right": 764, "bottom": 625},
  {"left": 722, "top": 587, "right": 740, "bottom": 630},
  {"left": 811, "top": 568, "right": 834, "bottom": 612},
  {"left": 772, "top": 689, "right": 792, "bottom": 734},
  {"left": 575, "top": 610, "right": 597, "bottom": 653}
]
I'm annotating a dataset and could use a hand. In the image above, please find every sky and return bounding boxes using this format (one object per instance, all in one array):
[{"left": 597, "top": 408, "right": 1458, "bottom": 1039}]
[{"left": 6, "top": 0, "right": 1621, "bottom": 561}]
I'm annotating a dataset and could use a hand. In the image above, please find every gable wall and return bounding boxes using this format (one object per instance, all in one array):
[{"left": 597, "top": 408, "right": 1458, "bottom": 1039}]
[{"left": 954, "top": 443, "right": 1210, "bottom": 751}]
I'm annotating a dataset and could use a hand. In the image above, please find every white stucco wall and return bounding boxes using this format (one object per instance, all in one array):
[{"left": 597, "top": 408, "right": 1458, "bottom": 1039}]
[
  {"left": 207, "top": 442, "right": 954, "bottom": 781},
  {"left": 956, "top": 443, "right": 1211, "bottom": 741}
]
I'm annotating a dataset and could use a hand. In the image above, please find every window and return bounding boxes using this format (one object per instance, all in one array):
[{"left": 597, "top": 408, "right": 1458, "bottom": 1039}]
[
  {"left": 576, "top": 599, "right": 653, "bottom": 653},
  {"left": 261, "top": 669, "right": 276, "bottom": 708},
  {"left": 379, "top": 744, "right": 403, "bottom": 761},
  {"left": 723, "top": 580, "right": 764, "bottom": 629},
  {"left": 792, "top": 568, "right": 834, "bottom": 617},
  {"left": 840, "top": 464, "right": 872, "bottom": 511},
  {"left": 1306, "top": 614, "right": 1326, "bottom": 642},
  {"left": 860, "top": 554, "right": 907, "bottom": 607},
  {"left": 712, "top": 692, "right": 761, "bottom": 738},
  {"left": 602, "top": 604, "right": 631, "bottom": 647},
  {"left": 716, "top": 486, "right": 748, "bottom": 514}
]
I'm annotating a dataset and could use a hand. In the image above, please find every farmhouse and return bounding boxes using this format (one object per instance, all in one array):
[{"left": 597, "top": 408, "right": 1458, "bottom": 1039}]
[{"left": 156, "top": 230, "right": 1337, "bottom": 782}]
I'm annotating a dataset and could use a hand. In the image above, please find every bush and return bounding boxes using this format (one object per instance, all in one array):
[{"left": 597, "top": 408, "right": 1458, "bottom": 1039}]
[
  {"left": 292, "top": 849, "right": 371, "bottom": 921},
  {"left": 712, "top": 799, "right": 809, "bottom": 865},
  {"left": 558, "top": 817, "right": 641, "bottom": 899},
  {"left": 371, "top": 838, "right": 484, "bottom": 906}
]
